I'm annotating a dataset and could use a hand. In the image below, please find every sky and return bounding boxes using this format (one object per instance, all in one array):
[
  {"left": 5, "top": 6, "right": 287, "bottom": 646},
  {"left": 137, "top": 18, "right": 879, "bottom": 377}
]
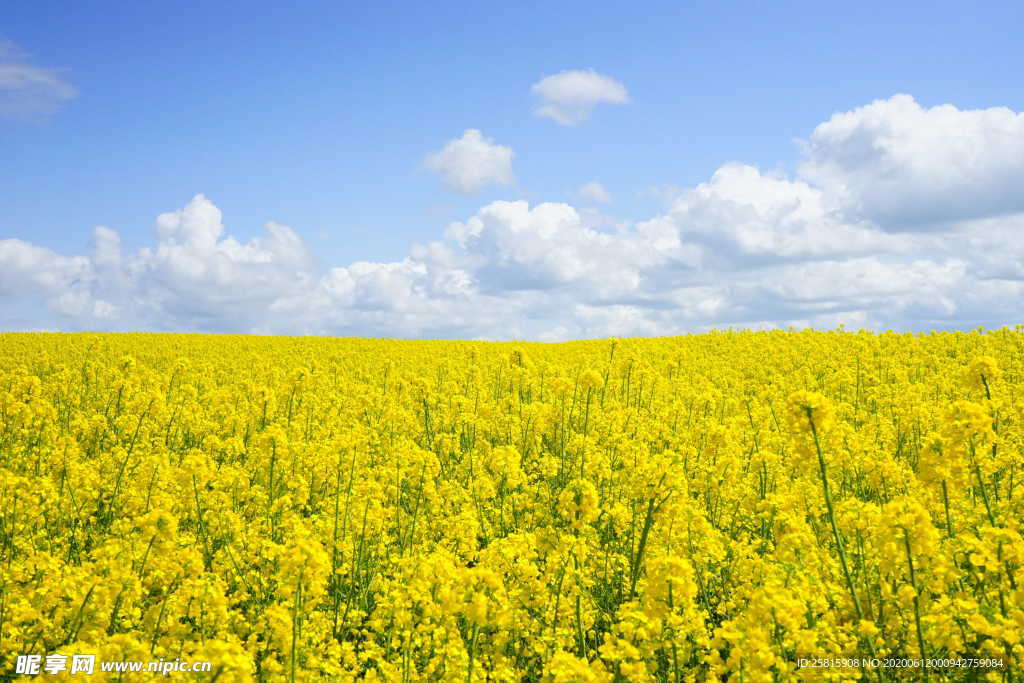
[{"left": 2, "top": 0, "right": 1023, "bottom": 339}]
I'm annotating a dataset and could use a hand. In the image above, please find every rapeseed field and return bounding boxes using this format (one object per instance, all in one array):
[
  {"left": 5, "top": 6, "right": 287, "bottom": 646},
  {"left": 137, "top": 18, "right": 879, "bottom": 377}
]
[{"left": 0, "top": 330, "right": 1021, "bottom": 681}]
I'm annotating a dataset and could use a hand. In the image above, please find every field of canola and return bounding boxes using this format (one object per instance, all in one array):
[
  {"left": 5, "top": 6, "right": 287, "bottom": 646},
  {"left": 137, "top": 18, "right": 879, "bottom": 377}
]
[{"left": 1, "top": 330, "right": 1023, "bottom": 682}]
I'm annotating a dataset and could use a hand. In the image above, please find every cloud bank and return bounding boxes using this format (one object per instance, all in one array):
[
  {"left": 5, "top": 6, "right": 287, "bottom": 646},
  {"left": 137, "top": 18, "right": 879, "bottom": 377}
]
[{"left": 3, "top": 95, "right": 1024, "bottom": 339}]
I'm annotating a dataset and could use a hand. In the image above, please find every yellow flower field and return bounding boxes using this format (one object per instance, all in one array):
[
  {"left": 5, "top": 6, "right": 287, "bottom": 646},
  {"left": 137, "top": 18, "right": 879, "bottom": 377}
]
[{"left": 1, "top": 330, "right": 1022, "bottom": 681}]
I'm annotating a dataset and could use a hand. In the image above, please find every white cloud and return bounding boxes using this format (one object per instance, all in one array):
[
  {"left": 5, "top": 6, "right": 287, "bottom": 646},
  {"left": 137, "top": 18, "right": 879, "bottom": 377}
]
[
  {"left": 743, "top": 257, "right": 965, "bottom": 319},
  {"left": 799, "top": 94, "right": 1024, "bottom": 228},
  {"left": 120, "top": 196, "right": 315, "bottom": 330},
  {"left": 444, "top": 199, "right": 690, "bottom": 300},
  {"left": 446, "top": 201, "right": 610, "bottom": 290},
  {"left": 531, "top": 69, "right": 629, "bottom": 126},
  {"left": 424, "top": 129, "right": 515, "bottom": 193},
  {"left": 0, "top": 39, "right": 78, "bottom": 120},
  {"left": 0, "top": 238, "right": 114, "bottom": 319},
  {"left": 941, "top": 212, "right": 1024, "bottom": 280},
  {"left": 6, "top": 95, "right": 1024, "bottom": 338},
  {"left": 664, "top": 163, "right": 908, "bottom": 265},
  {"left": 578, "top": 180, "right": 612, "bottom": 204}
]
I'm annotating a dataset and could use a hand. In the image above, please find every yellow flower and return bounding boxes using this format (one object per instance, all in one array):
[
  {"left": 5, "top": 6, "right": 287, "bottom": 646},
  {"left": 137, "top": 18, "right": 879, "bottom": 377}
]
[
  {"left": 3, "top": 328, "right": 1023, "bottom": 677},
  {"left": 580, "top": 369, "right": 604, "bottom": 391},
  {"left": 559, "top": 479, "right": 599, "bottom": 529},
  {"left": 963, "top": 355, "right": 1001, "bottom": 394},
  {"left": 785, "top": 390, "right": 835, "bottom": 434}
]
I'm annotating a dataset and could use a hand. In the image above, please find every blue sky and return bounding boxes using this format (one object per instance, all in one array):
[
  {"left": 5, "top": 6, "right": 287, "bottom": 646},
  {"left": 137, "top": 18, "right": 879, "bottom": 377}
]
[{"left": 2, "top": 1, "right": 1024, "bottom": 338}]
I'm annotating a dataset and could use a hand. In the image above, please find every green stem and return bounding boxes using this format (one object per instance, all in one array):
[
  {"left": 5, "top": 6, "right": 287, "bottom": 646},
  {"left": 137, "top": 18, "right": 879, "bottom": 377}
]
[
  {"left": 941, "top": 480, "right": 954, "bottom": 537},
  {"left": 466, "top": 623, "right": 480, "bottom": 683},
  {"left": 806, "top": 410, "right": 862, "bottom": 620},
  {"left": 806, "top": 408, "right": 882, "bottom": 680},
  {"left": 902, "top": 527, "right": 929, "bottom": 681}
]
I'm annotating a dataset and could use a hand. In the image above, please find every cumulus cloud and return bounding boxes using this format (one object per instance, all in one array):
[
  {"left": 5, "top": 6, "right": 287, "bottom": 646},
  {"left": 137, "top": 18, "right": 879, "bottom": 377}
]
[
  {"left": 122, "top": 195, "right": 316, "bottom": 331},
  {"left": 445, "top": 200, "right": 663, "bottom": 298},
  {"left": 531, "top": 69, "right": 629, "bottom": 125},
  {"left": 664, "top": 163, "right": 909, "bottom": 265},
  {"left": 577, "top": 181, "right": 612, "bottom": 204},
  {"left": 0, "top": 39, "right": 78, "bottom": 120},
  {"left": 0, "top": 238, "right": 115, "bottom": 319},
  {"left": 5, "top": 94, "right": 1024, "bottom": 338},
  {"left": 799, "top": 94, "right": 1024, "bottom": 228},
  {"left": 424, "top": 129, "right": 515, "bottom": 193}
]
